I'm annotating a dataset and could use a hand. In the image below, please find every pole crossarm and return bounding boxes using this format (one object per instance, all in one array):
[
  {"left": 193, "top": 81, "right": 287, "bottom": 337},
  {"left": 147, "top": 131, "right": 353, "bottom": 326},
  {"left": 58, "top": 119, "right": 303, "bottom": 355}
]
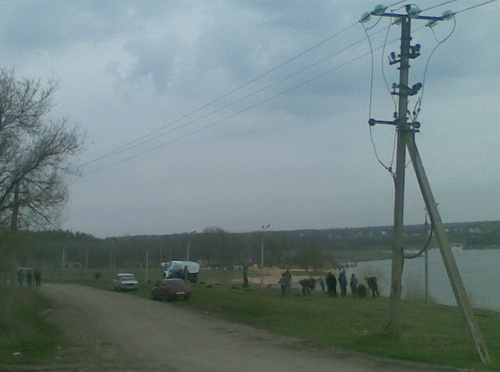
[{"left": 374, "top": 12, "right": 444, "bottom": 21}]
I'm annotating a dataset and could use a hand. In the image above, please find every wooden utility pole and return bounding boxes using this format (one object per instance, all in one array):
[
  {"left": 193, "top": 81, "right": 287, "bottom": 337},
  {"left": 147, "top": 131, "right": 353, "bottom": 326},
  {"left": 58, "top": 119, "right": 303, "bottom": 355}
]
[
  {"left": 405, "top": 134, "right": 491, "bottom": 363},
  {"left": 368, "top": 4, "right": 490, "bottom": 364}
]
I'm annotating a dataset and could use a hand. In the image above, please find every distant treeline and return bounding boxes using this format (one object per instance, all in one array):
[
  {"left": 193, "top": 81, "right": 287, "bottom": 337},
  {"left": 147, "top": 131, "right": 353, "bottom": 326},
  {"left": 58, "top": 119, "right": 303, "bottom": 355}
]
[{"left": 1, "top": 221, "right": 499, "bottom": 272}]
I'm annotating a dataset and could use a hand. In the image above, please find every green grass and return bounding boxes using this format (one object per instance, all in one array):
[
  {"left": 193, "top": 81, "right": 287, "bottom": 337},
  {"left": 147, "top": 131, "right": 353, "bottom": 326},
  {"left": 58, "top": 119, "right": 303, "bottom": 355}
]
[
  {"left": 0, "top": 285, "right": 62, "bottom": 365},
  {"left": 40, "top": 268, "right": 500, "bottom": 369},
  {"left": 163, "top": 270, "right": 500, "bottom": 370}
]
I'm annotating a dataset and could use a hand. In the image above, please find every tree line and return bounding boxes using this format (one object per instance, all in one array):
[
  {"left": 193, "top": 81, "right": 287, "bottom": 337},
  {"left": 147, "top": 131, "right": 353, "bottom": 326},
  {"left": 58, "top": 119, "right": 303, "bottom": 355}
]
[{"left": 2, "top": 220, "right": 499, "bottom": 279}]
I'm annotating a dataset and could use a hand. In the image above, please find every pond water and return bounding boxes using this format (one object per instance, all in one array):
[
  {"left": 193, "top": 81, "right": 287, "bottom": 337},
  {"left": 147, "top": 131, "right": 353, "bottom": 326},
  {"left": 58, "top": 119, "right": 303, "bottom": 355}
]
[{"left": 344, "top": 247, "right": 500, "bottom": 310}]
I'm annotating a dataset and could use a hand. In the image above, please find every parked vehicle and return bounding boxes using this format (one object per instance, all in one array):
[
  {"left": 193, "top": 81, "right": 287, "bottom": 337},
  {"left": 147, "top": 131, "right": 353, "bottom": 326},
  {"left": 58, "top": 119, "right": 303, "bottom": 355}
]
[
  {"left": 160, "top": 260, "right": 200, "bottom": 283},
  {"left": 151, "top": 278, "right": 192, "bottom": 301},
  {"left": 113, "top": 273, "right": 139, "bottom": 291}
]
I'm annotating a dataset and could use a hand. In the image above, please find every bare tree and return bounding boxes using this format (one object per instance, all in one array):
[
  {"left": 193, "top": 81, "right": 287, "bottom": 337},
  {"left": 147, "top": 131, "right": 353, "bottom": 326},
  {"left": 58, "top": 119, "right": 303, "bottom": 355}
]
[{"left": 0, "top": 68, "right": 83, "bottom": 231}]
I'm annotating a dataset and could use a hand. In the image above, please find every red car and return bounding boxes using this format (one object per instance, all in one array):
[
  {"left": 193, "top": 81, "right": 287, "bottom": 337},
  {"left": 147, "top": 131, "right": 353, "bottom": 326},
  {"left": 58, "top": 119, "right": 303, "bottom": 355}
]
[{"left": 151, "top": 278, "right": 192, "bottom": 301}]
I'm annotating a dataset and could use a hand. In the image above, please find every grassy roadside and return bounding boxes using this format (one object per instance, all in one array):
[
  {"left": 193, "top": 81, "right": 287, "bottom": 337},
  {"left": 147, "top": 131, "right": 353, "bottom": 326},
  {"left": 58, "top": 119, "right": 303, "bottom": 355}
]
[
  {"left": 0, "top": 285, "right": 62, "bottom": 365},
  {"left": 67, "top": 268, "right": 500, "bottom": 369},
  {"left": 8, "top": 268, "right": 500, "bottom": 370},
  {"left": 174, "top": 270, "right": 500, "bottom": 370}
]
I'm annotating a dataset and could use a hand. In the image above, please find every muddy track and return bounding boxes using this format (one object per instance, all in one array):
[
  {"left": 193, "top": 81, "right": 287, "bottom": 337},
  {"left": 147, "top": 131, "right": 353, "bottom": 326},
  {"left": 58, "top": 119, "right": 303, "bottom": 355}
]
[{"left": 3, "top": 284, "right": 469, "bottom": 371}]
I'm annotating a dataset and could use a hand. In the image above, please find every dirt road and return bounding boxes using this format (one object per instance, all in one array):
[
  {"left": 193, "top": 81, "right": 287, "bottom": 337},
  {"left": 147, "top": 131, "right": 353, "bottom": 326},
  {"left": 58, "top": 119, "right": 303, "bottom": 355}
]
[{"left": 9, "top": 284, "right": 465, "bottom": 371}]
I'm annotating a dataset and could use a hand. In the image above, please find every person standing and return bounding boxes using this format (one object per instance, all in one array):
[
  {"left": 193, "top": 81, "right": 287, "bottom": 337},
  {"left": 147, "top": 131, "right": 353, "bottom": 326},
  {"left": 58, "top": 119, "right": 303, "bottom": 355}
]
[
  {"left": 17, "top": 268, "right": 25, "bottom": 286},
  {"left": 349, "top": 273, "right": 358, "bottom": 298},
  {"left": 282, "top": 269, "right": 292, "bottom": 294},
  {"left": 338, "top": 271, "right": 348, "bottom": 297},
  {"left": 26, "top": 270, "right": 33, "bottom": 286},
  {"left": 242, "top": 265, "right": 249, "bottom": 287},
  {"left": 318, "top": 277, "right": 325, "bottom": 293},
  {"left": 34, "top": 269, "right": 42, "bottom": 286},
  {"left": 325, "top": 271, "right": 337, "bottom": 297},
  {"left": 278, "top": 274, "right": 290, "bottom": 296}
]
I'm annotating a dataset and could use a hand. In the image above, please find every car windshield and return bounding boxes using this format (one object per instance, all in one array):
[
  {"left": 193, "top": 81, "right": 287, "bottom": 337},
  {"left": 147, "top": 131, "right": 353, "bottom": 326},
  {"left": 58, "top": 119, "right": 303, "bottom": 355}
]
[
  {"left": 118, "top": 275, "right": 136, "bottom": 281},
  {"left": 162, "top": 279, "right": 185, "bottom": 285}
]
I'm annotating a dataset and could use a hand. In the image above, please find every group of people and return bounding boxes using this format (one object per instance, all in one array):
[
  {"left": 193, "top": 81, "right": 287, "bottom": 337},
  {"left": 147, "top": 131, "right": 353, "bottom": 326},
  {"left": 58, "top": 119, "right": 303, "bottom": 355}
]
[
  {"left": 17, "top": 268, "right": 42, "bottom": 287},
  {"left": 279, "top": 269, "right": 380, "bottom": 298}
]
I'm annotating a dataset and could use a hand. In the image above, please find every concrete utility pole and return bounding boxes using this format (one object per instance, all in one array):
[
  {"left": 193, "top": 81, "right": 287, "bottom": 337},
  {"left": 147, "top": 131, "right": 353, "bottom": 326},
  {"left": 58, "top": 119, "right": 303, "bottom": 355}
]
[
  {"left": 424, "top": 213, "right": 429, "bottom": 303},
  {"left": 260, "top": 224, "right": 271, "bottom": 286},
  {"left": 145, "top": 248, "right": 149, "bottom": 283},
  {"left": 368, "top": 4, "right": 490, "bottom": 364}
]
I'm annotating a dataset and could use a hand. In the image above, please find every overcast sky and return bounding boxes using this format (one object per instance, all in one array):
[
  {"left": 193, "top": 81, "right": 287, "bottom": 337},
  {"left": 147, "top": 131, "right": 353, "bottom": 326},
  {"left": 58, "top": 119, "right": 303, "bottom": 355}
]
[{"left": 1, "top": 1, "right": 498, "bottom": 238}]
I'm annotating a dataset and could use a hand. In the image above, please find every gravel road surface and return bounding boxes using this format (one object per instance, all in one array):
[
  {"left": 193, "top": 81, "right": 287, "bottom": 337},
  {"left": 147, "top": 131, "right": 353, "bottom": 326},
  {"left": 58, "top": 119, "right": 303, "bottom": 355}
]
[{"left": 4, "top": 284, "right": 470, "bottom": 371}]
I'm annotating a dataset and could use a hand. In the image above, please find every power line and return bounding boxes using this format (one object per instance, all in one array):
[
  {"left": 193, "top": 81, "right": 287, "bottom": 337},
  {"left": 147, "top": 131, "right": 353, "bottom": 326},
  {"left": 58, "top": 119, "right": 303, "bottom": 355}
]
[
  {"left": 84, "top": 36, "right": 401, "bottom": 176},
  {"left": 421, "top": 0, "right": 460, "bottom": 12},
  {"left": 80, "top": 22, "right": 360, "bottom": 168},
  {"left": 86, "top": 26, "right": 397, "bottom": 171},
  {"left": 454, "top": 0, "right": 498, "bottom": 14},
  {"left": 82, "top": 0, "right": 498, "bottom": 176},
  {"left": 412, "top": 16, "right": 457, "bottom": 122}
]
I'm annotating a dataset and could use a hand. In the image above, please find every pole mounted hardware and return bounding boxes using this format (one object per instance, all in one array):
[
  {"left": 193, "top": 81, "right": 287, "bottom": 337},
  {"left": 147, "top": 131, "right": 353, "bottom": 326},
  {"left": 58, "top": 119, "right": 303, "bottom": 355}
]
[
  {"left": 369, "top": 118, "right": 420, "bottom": 132},
  {"left": 391, "top": 82, "right": 422, "bottom": 96},
  {"left": 389, "top": 44, "right": 421, "bottom": 65}
]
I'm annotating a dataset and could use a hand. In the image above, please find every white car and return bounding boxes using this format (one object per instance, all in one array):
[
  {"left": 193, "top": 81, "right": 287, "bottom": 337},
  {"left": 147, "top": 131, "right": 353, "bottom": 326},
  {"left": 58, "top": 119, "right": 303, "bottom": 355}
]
[{"left": 113, "top": 273, "right": 139, "bottom": 291}]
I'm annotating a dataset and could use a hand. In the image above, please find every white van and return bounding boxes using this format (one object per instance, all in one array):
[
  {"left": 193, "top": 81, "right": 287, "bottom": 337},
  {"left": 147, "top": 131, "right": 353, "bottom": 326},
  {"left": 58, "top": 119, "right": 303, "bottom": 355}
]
[{"left": 161, "top": 260, "right": 200, "bottom": 283}]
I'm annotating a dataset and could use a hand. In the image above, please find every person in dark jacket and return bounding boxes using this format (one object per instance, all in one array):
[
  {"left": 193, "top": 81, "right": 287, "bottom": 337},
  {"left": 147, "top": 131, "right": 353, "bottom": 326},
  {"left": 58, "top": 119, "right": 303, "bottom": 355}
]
[
  {"left": 26, "top": 270, "right": 33, "bottom": 286},
  {"left": 325, "top": 272, "right": 337, "bottom": 297},
  {"left": 278, "top": 274, "right": 291, "bottom": 296},
  {"left": 338, "top": 271, "right": 348, "bottom": 297},
  {"left": 299, "top": 277, "right": 315, "bottom": 296},
  {"left": 365, "top": 276, "right": 380, "bottom": 298},
  {"left": 34, "top": 269, "right": 42, "bottom": 286},
  {"left": 349, "top": 273, "right": 358, "bottom": 298}
]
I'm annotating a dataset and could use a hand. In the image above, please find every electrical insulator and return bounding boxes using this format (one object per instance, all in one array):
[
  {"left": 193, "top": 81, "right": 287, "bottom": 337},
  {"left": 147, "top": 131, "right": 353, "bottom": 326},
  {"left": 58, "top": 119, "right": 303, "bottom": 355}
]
[
  {"left": 373, "top": 4, "right": 387, "bottom": 16},
  {"left": 360, "top": 12, "right": 371, "bottom": 23},
  {"left": 408, "top": 5, "right": 421, "bottom": 18},
  {"left": 426, "top": 19, "right": 438, "bottom": 28},
  {"left": 442, "top": 10, "right": 454, "bottom": 20}
]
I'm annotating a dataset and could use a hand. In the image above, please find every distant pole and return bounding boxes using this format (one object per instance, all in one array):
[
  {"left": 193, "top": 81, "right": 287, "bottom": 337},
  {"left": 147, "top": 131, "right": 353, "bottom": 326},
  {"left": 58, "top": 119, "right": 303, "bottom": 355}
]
[
  {"left": 85, "top": 248, "right": 89, "bottom": 274},
  {"left": 62, "top": 248, "right": 66, "bottom": 269},
  {"left": 145, "top": 248, "right": 149, "bottom": 283},
  {"left": 260, "top": 224, "right": 271, "bottom": 286},
  {"left": 187, "top": 231, "right": 196, "bottom": 261}
]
